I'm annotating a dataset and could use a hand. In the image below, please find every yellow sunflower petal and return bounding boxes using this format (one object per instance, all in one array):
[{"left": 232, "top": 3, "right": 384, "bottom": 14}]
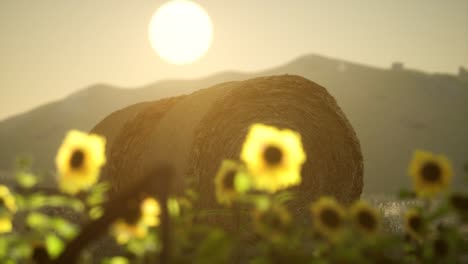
[
  {"left": 0, "top": 185, "right": 11, "bottom": 196},
  {"left": 111, "top": 220, "right": 148, "bottom": 245},
  {"left": 0, "top": 217, "right": 12, "bottom": 233},
  {"left": 0, "top": 185, "right": 17, "bottom": 213},
  {"left": 141, "top": 197, "right": 161, "bottom": 227}
]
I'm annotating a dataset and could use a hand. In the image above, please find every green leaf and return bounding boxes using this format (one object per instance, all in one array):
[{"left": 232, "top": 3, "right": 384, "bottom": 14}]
[
  {"left": 106, "top": 256, "right": 129, "bottom": 264},
  {"left": 274, "top": 191, "right": 296, "bottom": 204},
  {"left": 168, "top": 198, "right": 180, "bottom": 217},
  {"left": 185, "top": 189, "right": 199, "bottom": 201},
  {"left": 46, "top": 234, "right": 64, "bottom": 258},
  {"left": 26, "top": 212, "right": 49, "bottom": 230},
  {"left": 46, "top": 195, "right": 68, "bottom": 206},
  {"left": 46, "top": 196, "right": 85, "bottom": 212},
  {"left": 11, "top": 242, "right": 31, "bottom": 259},
  {"left": 398, "top": 189, "right": 416, "bottom": 199},
  {"left": 126, "top": 239, "right": 145, "bottom": 257},
  {"left": 69, "top": 199, "right": 85, "bottom": 212},
  {"left": 254, "top": 196, "right": 270, "bottom": 211},
  {"left": 195, "top": 229, "right": 231, "bottom": 264},
  {"left": 52, "top": 218, "right": 78, "bottom": 240},
  {"left": 86, "top": 182, "right": 110, "bottom": 206},
  {"left": 86, "top": 192, "right": 106, "bottom": 206},
  {"left": 0, "top": 237, "right": 7, "bottom": 257},
  {"left": 15, "top": 171, "right": 37, "bottom": 188},
  {"left": 28, "top": 193, "right": 47, "bottom": 208},
  {"left": 89, "top": 206, "right": 104, "bottom": 220},
  {"left": 234, "top": 172, "right": 251, "bottom": 193},
  {"left": 13, "top": 195, "right": 27, "bottom": 211}
]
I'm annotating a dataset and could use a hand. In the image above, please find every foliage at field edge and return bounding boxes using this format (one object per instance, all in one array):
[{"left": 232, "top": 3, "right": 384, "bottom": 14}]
[{"left": 0, "top": 124, "right": 467, "bottom": 263}]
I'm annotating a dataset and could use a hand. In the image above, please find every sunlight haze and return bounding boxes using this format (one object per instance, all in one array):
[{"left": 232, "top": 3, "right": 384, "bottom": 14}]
[{"left": 0, "top": 0, "right": 467, "bottom": 121}]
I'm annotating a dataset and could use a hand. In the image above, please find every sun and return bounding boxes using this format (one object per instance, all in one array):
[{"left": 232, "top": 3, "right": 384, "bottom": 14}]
[{"left": 148, "top": 0, "right": 213, "bottom": 65}]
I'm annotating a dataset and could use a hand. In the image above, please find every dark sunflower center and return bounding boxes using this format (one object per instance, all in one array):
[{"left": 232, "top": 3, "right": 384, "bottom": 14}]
[
  {"left": 408, "top": 216, "right": 422, "bottom": 232},
  {"left": 433, "top": 238, "right": 448, "bottom": 257},
  {"left": 70, "top": 149, "right": 85, "bottom": 170},
  {"left": 450, "top": 194, "right": 468, "bottom": 211},
  {"left": 357, "top": 210, "right": 377, "bottom": 231},
  {"left": 0, "top": 198, "right": 5, "bottom": 208},
  {"left": 223, "top": 170, "right": 236, "bottom": 190},
  {"left": 320, "top": 208, "right": 341, "bottom": 229},
  {"left": 263, "top": 145, "right": 283, "bottom": 166},
  {"left": 123, "top": 206, "right": 141, "bottom": 225},
  {"left": 421, "top": 162, "right": 441, "bottom": 183}
]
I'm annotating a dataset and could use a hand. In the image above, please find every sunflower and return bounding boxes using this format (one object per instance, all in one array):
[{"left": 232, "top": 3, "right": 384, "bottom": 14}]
[
  {"left": 0, "top": 185, "right": 17, "bottom": 214},
  {"left": 140, "top": 197, "right": 161, "bottom": 227},
  {"left": 310, "top": 196, "right": 346, "bottom": 240},
  {"left": 0, "top": 185, "right": 16, "bottom": 234},
  {"left": 408, "top": 150, "right": 453, "bottom": 198},
  {"left": 404, "top": 208, "right": 424, "bottom": 240},
  {"left": 55, "top": 130, "right": 106, "bottom": 195},
  {"left": 253, "top": 204, "right": 291, "bottom": 241},
  {"left": 111, "top": 220, "right": 148, "bottom": 245},
  {"left": 0, "top": 217, "right": 12, "bottom": 233},
  {"left": 111, "top": 197, "right": 161, "bottom": 244},
  {"left": 349, "top": 200, "right": 380, "bottom": 234},
  {"left": 214, "top": 160, "right": 249, "bottom": 205},
  {"left": 240, "top": 123, "right": 306, "bottom": 193}
]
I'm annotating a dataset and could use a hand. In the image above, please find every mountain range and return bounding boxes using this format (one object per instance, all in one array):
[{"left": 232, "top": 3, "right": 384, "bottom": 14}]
[{"left": 1, "top": 54, "right": 467, "bottom": 194}]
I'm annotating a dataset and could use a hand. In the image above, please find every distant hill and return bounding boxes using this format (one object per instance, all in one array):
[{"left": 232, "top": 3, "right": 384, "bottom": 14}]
[{"left": 0, "top": 54, "right": 467, "bottom": 194}]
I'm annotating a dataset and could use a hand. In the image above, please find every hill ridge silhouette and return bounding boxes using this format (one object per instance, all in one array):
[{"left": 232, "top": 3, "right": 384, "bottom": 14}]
[{"left": 0, "top": 53, "right": 467, "bottom": 194}]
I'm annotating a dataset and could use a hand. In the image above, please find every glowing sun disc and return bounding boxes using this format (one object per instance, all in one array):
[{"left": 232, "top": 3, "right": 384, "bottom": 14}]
[{"left": 148, "top": 0, "right": 213, "bottom": 65}]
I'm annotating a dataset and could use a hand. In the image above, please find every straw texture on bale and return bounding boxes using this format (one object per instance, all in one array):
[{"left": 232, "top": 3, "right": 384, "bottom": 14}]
[
  {"left": 91, "top": 97, "right": 185, "bottom": 187},
  {"left": 91, "top": 101, "right": 152, "bottom": 182},
  {"left": 92, "top": 75, "right": 363, "bottom": 211}
]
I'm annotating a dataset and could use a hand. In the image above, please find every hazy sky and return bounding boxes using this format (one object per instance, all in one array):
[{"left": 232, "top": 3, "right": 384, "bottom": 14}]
[{"left": 1, "top": 0, "right": 467, "bottom": 121}]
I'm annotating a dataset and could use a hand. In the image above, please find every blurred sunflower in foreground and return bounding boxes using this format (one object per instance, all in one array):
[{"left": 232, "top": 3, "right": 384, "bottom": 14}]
[
  {"left": 240, "top": 123, "right": 306, "bottom": 193},
  {"left": 349, "top": 200, "right": 380, "bottom": 235},
  {"left": 214, "top": 160, "right": 250, "bottom": 205},
  {"left": 111, "top": 197, "right": 161, "bottom": 244},
  {"left": 404, "top": 208, "right": 424, "bottom": 240},
  {"left": 310, "top": 196, "right": 345, "bottom": 240},
  {"left": 55, "top": 130, "right": 106, "bottom": 195},
  {"left": 0, "top": 185, "right": 16, "bottom": 233},
  {"left": 408, "top": 150, "right": 453, "bottom": 198}
]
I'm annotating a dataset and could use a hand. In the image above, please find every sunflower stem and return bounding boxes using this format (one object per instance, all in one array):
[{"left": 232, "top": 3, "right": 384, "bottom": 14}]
[{"left": 50, "top": 163, "right": 173, "bottom": 264}]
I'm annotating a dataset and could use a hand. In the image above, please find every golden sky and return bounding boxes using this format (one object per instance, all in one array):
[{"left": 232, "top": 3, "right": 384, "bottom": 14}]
[{"left": 0, "top": 0, "right": 467, "bottom": 120}]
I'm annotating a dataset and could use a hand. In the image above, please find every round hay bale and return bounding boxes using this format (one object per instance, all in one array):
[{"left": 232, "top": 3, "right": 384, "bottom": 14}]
[
  {"left": 91, "top": 101, "right": 152, "bottom": 182},
  {"left": 92, "top": 75, "right": 363, "bottom": 211},
  {"left": 188, "top": 75, "right": 363, "bottom": 210},
  {"left": 92, "top": 96, "right": 186, "bottom": 193}
]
